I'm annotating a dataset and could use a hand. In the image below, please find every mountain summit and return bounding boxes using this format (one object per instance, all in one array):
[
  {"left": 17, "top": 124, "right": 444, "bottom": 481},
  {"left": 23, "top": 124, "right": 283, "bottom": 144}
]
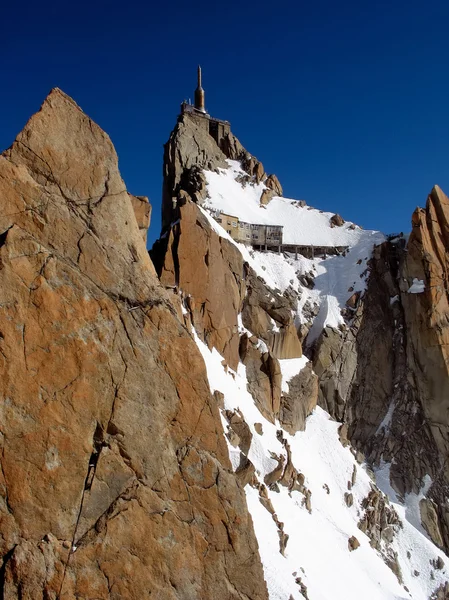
[
  {"left": 0, "top": 84, "right": 449, "bottom": 599},
  {"left": 153, "top": 75, "right": 449, "bottom": 599}
]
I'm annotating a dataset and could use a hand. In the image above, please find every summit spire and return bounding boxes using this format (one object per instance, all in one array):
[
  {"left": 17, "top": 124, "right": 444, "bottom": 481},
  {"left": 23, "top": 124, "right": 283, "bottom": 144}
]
[{"left": 194, "top": 65, "right": 206, "bottom": 113}]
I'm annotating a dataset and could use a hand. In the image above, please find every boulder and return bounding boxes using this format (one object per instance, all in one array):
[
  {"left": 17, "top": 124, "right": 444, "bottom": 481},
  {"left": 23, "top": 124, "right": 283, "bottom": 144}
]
[
  {"left": 348, "top": 536, "right": 360, "bottom": 551},
  {"left": 260, "top": 188, "right": 275, "bottom": 205},
  {"left": 265, "top": 174, "right": 283, "bottom": 196},
  {"left": 279, "top": 362, "right": 318, "bottom": 434},
  {"left": 330, "top": 213, "right": 345, "bottom": 227}
]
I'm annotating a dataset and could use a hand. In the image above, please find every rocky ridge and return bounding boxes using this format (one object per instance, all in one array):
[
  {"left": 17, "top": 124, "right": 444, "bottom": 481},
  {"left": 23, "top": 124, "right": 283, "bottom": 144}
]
[
  {"left": 1, "top": 86, "right": 449, "bottom": 600},
  {"left": 313, "top": 188, "right": 449, "bottom": 553},
  {"left": 154, "top": 104, "right": 449, "bottom": 597},
  {"left": 153, "top": 110, "right": 312, "bottom": 429},
  {"left": 0, "top": 89, "right": 268, "bottom": 599}
]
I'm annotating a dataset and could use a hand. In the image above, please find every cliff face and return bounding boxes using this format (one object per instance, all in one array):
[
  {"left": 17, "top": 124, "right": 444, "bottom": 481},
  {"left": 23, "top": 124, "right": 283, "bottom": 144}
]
[
  {"left": 0, "top": 90, "right": 267, "bottom": 599},
  {"left": 311, "top": 187, "right": 449, "bottom": 552},
  {"left": 154, "top": 111, "right": 306, "bottom": 419},
  {"left": 154, "top": 105, "right": 449, "bottom": 598},
  {"left": 3, "top": 88, "right": 449, "bottom": 599},
  {"left": 401, "top": 186, "right": 449, "bottom": 548},
  {"left": 308, "top": 212, "right": 449, "bottom": 554}
]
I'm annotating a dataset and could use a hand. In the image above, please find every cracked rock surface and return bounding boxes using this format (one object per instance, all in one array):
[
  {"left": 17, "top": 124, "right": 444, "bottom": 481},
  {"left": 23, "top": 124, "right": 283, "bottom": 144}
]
[{"left": 0, "top": 89, "right": 267, "bottom": 599}]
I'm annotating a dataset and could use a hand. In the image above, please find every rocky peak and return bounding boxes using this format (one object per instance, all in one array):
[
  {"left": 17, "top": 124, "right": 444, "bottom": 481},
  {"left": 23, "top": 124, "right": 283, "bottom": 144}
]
[
  {"left": 155, "top": 111, "right": 302, "bottom": 377},
  {"left": 0, "top": 89, "right": 268, "bottom": 599},
  {"left": 161, "top": 110, "right": 283, "bottom": 232}
]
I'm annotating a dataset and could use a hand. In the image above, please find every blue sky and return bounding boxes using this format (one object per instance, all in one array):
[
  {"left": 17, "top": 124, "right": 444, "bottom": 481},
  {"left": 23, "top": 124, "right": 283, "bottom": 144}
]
[{"left": 1, "top": 0, "right": 448, "bottom": 246}]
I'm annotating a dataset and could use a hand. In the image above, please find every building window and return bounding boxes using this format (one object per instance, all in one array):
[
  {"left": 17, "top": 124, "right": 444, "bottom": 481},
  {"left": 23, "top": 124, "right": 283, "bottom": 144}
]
[{"left": 232, "top": 221, "right": 237, "bottom": 227}]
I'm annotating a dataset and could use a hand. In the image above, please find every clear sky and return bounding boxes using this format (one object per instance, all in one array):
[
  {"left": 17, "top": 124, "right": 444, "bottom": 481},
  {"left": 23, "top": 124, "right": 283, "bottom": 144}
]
[{"left": 1, "top": 0, "right": 448, "bottom": 247}]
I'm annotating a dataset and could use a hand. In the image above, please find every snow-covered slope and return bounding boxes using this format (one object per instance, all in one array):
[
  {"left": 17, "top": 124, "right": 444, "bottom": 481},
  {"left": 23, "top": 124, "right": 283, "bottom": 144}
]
[
  {"left": 203, "top": 160, "right": 385, "bottom": 343},
  {"left": 195, "top": 332, "right": 449, "bottom": 600},
  {"left": 188, "top": 159, "right": 449, "bottom": 599},
  {"left": 204, "top": 160, "right": 384, "bottom": 247}
]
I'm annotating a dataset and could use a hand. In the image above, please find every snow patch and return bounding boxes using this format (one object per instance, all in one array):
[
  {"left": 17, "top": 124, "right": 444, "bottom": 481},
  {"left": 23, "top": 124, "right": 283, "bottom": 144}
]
[
  {"left": 408, "top": 279, "right": 425, "bottom": 294},
  {"left": 279, "top": 356, "right": 309, "bottom": 393}
]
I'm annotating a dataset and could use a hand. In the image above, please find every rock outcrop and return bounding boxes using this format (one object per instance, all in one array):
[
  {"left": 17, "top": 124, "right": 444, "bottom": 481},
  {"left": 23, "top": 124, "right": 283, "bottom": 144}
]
[
  {"left": 160, "top": 111, "right": 283, "bottom": 233},
  {"left": 279, "top": 362, "right": 318, "bottom": 434},
  {"left": 153, "top": 109, "right": 302, "bottom": 425},
  {"left": 159, "top": 199, "right": 245, "bottom": 370},
  {"left": 129, "top": 193, "right": 151, "bottom": 243},
  {"left": 0, "top": 89, "right": 268, "bottom": 599},
  {"left": 400, "top": 186, "right": 449, "bottom": 549},
  {"left": 309, "top": 187, "right": 449, "bottom": 554},
  {"left": 239, "top": 334, "right": 282, "bottom": 423}
]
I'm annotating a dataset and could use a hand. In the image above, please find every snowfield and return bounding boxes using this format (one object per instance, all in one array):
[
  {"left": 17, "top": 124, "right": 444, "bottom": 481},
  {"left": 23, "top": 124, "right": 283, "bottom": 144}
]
[
  {"left": 194, "top": 332, "right": 449, "bottom": 600},
  {"left": 188, "top": 159, "right": 449, "bottom": 598},
  {"left": 202, "top": 160, "right": 386, "bottom": 341},
  {"left": 204, "top": 160, "right": 385, "bottom": 247}
]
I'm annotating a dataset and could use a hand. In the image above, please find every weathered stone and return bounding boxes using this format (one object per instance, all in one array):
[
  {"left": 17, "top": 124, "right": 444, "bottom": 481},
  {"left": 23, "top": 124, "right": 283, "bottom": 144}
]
[
  {"left": 268, "top": 321, "right": 303, "bottom": 359},
  {"left": 431, "top": 582, "right": 449, "bottom": 600},
  {"left": 265, "top": 174, "right": 283, "bottom": 197},
  {"left": 420, "top": 498, "right": 445, "bottom": 549},
  {"left": 330, "top": 213, "right": 345, "bottom": 227},
  {"left": 159, "top": 200, "right": 245, "bottom": 370},
  {"left": 278, "top": 529, "right": 289, "bottom": 556},
  {"left": 264, "top": 454, "right": 285, "bottom": 487},
  {"left": 0, "top": 89, "right": 268, "bottom": 600},
  {"left": 254, "top": 422, "right": 263, "bottom": 435},
  {"left": 348, "top": 536, "right": 360, "bottom": 551},
  {"left": 224, "top": 409, "right": 253, "bottom": 455},
  {"left": 357, "top": 487, "right": 401, "bottom": 576},
  {"left": 279, "top": 362, "right": 318, "bottom": 434},
  {"left": 161, "top": 113, "right": 228, "bottom": 230},
  {"left": 239, "top": 334, "right": 282, "bottom": 423},
  {"left": 213, "top": 390, "right": 225, "bottom": 409},
  {"left": 338, "top": 423, "right": 350, "bottom": 447},
  {"left": 235, "top": 454, "right": 256, "bottom": 487},
  {"left": 344, "top": 492, "right": 354, "bottom": 508},
  {"left": 346, "top": 291, "right": 361, "bottom": 309},
  {"left": 313, "top": 326, "right": 358, "bottom": 422},
  {"left": 260, "top": 188, "right": 275, "bottom": 205},
  {"left": 129, "top": 193, "right": 151, "bottom": 243},
  {"left": 351, "top": 465, "right": 357, "bottom": 487}
]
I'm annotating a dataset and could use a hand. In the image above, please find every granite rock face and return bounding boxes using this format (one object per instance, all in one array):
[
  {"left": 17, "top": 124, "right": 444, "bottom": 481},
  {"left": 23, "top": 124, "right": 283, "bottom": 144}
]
[
  {"left": 279, "top": 362, "right": 318, "bottom": 435},
  {"left": 310, "top": 187, "right": 449, "bottom": 553},
  {"left": 159, "top": 199, "right": 245, "bottom": 370},
  {"left": 154, "top": 110, "right": 300, "bottom": 391},
  {"left": 160, "top": 111, "right": 283, "bottom": 233},
  {"left": 129, "top": 193, "right": 151, "bottom": 243},
  {"left": 399, "top": 186, "right": 449, "bottom": 549},
  {"left": 0, "top": 89, "right": 268, "bottom": 599}
]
